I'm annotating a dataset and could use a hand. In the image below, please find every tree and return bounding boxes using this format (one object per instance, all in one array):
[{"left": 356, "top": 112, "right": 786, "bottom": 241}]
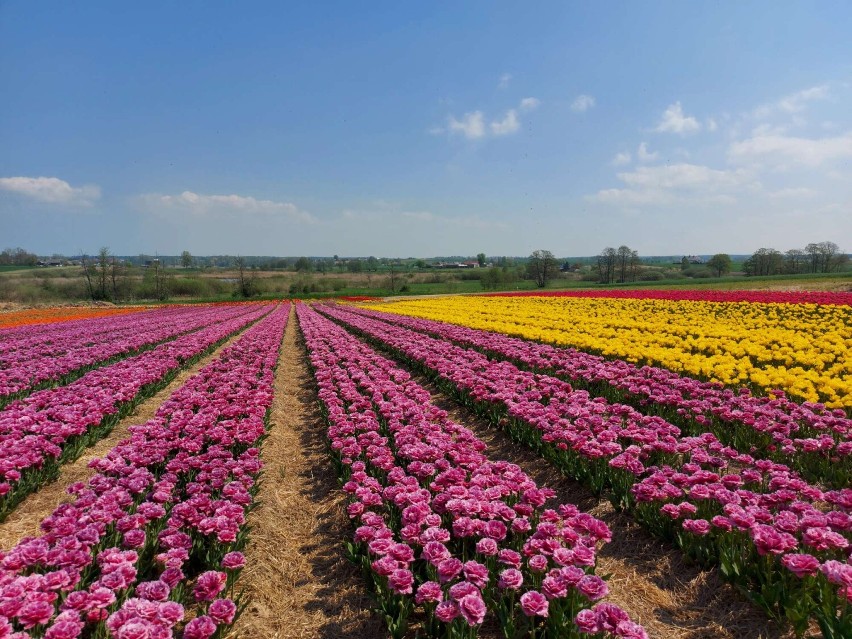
[
  {"left": 481, "top": 266, "right": 518, "bottom": 291},
  {"left": 234, "top": 256, "right": 256, "bottom": 297},
  {"left": 784, "top": 249, "right": 806, "bottom": 274},
  {"left": 387, "top": 260, "right": 401, "bottom": 293},
  {"left": 805, "top": 241, "right": 843, "bottom": 273},
  {"left": 597, "top": 247, "right": 617, "bottom": 284},
  {"left": 96, "top": 247, "right": 111, "bottom": 300},
  {"left": 527, "top": 250, "right": 557, "bottom": 288},
  {"left": 680, "top": 256, "right": 690, "bottom": 271},
  {"left": 707, "top": 253, "right": 732, "bottom": 277},
  {"left": 152, "top": 256, "right": 169, "bottom": 300},
  {"left": 616, "top": 245, "right": 633, "bottom": 283},
  {"left": 294, "top": 257, "right": 312, "bottom": 272},
  {"left": 476, "top": 252, "right": 487, "bottom": 267},
  {"left": 180, "top": 251, "right": 193, "bottom": 268},
  {"left": 80, "top": 252, "right": 96, "bottom": 300},
  {"left": 743, "top": 248, "right": 784, "bottom": 276},
  {"left": 629, "top": 250, "right": 641, "bottom": 282},
  {"left": 0, "top": 247, "right": 37, "bottom": 266}
]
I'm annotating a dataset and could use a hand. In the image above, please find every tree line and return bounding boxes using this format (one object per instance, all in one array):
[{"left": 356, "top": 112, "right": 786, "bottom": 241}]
[{"left": 744, "top": 242, "right": 847, "bottom": 276}]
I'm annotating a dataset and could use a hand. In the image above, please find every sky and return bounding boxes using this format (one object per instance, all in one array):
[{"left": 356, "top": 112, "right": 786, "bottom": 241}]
[{"left": 1, "top": 1, "right": 851, "bottom": 258}]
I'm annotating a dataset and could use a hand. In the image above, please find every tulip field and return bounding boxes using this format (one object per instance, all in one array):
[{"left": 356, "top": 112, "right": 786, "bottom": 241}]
[{"left": 0, "top": 290, "right": 849, "bottom": 639}]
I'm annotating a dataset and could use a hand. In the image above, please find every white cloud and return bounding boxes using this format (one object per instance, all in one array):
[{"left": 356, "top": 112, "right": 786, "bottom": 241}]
[
  {"left": 654, "top": 101, "right": 701, "bottom": 134},
  {"left": 571, "top": 94, "right": 595, "bottom": 113},
  {"left": 589, "top": 163, "right": 757, "bottom": 207},
  {"left": 611, "top": 151, "right": 632, "bottom": 166},
  {"left": 498, "top": 73, "right": 512, "bottom": 89},
  {"left": 0, "top": 176, "right": 101, "bottom": 206},
  {"left": 441, "top": 98, "right": 538, "bottom": 140},
  {"left": 706, "top": 118, "right": 718, "bottom": 132},
  {"left": 401, "top": 211, "right": 509, "bottom": 230},
  {"left": 754, "top": 85, "right": 830, "bottom": 118},
  {"left": 768, "top": 187, "right": 817, "bottom": 199},
  {"left": 728, "top": 131, "right": 852, "bottom": 168},
  {"left": 490, "top": 109, "right": 520, "bottom": 136},
  {"left": 139, "top": 190, "right": 316, "bottom": 222},
  {"left": 617, "top": 164, "right": 751, "bottom": 190},
  {"left": 343, "top": 207, "right": 509, "bottom": 231},
  {"left": 448, "top": 111, "right": 486, "bottom": 139},
  {"left": 519, "top": 97, "right": 541, "bottom": 112},
  {"left": 636, "top": 142, "right": 658, "bottom": 162}
]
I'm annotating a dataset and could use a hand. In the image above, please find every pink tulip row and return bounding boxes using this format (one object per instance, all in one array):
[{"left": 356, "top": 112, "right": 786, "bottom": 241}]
[
  {"left": 0, "top": 305, "right": 260, "bottom": 400},
  {"left": 343, "top": 307, "right": 852, "bottom": 486},
  {"left": 0, "top": 302, "right": 289, "bottom": 639},
  {"left": 0, "top": 304, "right": 274, "bottom": 521},
  {"left": 319, "top": 304, "right": 852, "bottom": 638},
  {"left": 298, "top": 304, "right": 647, "bottom": 639}
]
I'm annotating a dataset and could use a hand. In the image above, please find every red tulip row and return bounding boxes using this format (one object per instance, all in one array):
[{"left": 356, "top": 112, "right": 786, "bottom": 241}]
[{"left": 483, "top": 289, "right": 852, "bottom": 306}]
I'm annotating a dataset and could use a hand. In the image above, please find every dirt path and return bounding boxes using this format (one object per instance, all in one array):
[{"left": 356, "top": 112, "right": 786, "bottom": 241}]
[
  {"left": 0, "top": 329, "right": 249, "bottom": 549},
  {"left": 229, "top": 308, "right": 384, "bottom": 639},
  {"left": 418, "top": 380, "right": 789, "bottom": 639}
]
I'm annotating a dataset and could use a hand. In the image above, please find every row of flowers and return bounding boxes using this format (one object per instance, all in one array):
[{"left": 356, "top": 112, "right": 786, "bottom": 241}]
[
  {"left": 359, "top": 295, "right": 852, "bottom": 409},
  {"left": 0, "top": 304, "right": 274, "bottom": 522},
  {"left": 321, "top": 304, "right": 852, "bottom": 638},
  {"left": 0, "top": 305, "right": 261, "bottom": 401},
  {"left": 0, "top": 302, "right": 289, "bottom": 638},
  {"left": 298, "top": 303, "right": 648, "bottom": 639},
  {"left": 0, "top": 307, "right": 144, "bottom": 331},
  {"left": 345, "top": 306, "right": 851, "bottom": 487},
  {"left": 482, "top": 289, "right": 852, "bottom": 306}
]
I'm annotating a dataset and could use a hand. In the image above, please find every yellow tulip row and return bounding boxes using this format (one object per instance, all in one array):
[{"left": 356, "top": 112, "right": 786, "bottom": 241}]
[{"left": 361, "top": 296, "right": 852, "bottom": 410}]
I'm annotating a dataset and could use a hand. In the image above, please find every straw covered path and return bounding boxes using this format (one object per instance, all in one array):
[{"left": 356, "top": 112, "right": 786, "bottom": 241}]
[{"left": 229, "top": 307, "right": 385, "bottom": 639}]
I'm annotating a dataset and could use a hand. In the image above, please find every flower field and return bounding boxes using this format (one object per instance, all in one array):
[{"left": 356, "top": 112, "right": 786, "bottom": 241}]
[
  {"left": 0, "top": 308, "right": 145, "bottom": 330},
  {"left": 359, "top": 294, "right": 852, "bottom": 409},
  {"left": 0, "top": 292, "right": 848, "bottom": 638}
]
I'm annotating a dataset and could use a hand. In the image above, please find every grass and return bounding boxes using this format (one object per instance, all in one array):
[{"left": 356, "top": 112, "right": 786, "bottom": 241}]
[{"left": 2, "top": 264, "right": 849, "bottom": 306}]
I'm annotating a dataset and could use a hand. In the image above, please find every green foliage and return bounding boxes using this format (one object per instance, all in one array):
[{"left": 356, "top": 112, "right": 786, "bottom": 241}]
[
  {"left": 707, "top": 253, "right": 732, "bottom": 277},
  {"left": 481, "top": 266, "right": 519, "bottom": 290}
]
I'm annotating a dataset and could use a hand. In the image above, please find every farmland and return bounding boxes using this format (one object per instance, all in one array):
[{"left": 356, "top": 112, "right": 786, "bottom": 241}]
[{"left": 0, "top": 292, "right": 849, "bottom": 639}]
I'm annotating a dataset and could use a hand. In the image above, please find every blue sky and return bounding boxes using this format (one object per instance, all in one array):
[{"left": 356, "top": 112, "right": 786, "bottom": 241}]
[{"left": 1, "top": 1, "right": 851, "bottom": 257}]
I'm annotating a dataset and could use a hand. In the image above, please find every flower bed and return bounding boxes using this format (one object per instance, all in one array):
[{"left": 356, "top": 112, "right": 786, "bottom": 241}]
[
  {"left": 345, "top": 306, "right": 852, "bottom": 487},
  {"left": 0, "top": 307, "right": 143, "bottom": 330},
  {"left": 0, "top": 303, "right": 288, "bottom": 638},
  {"left": 298, "top": 303, "right": 646, "bottom": 639},
  {"left": 482, "top": 289, "right": 852, "bottom": 306},
  {"left": 0, "top": 305, "right": 261, "bottom": 403},
  {"left": 0, "top": 305, "right": 274, "bottom": 520},
  {"left": 360, "top": 295, "right": 852, "bottom": 408},
  {"left": 321, "top": 304, "right": 852, "bottom": 638}
]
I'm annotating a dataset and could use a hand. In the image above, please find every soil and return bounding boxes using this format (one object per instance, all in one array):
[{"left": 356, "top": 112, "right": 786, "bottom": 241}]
[{"left": 228, "top": 308, "right": 385, "bottom": 639}]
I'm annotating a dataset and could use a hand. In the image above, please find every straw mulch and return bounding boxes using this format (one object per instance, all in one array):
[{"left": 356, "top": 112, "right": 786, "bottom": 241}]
[
  {"left": 228, "top": 309, "right": 385, "bottom": 639},
  {"left": 0, "top": 329, "right": 248, "bottom": 549}
]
